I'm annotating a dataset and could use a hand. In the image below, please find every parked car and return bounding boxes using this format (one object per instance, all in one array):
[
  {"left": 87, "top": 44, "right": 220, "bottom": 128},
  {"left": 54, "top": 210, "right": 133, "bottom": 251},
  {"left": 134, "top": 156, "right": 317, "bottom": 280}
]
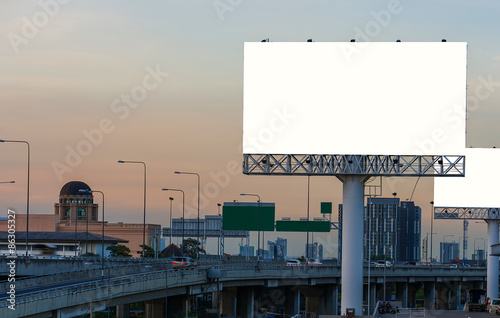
[
  {"left": 169, "top": 257, "right": 196, "bottom": 269},
  {"left": 449, "top": 264, "right": 458, "bottom": 268},
  {"left": 307, "top": 258, "right": 322, "bottom": 265},
  {"left": 286, "top": 259, "right": 301, "bottom": 266}
]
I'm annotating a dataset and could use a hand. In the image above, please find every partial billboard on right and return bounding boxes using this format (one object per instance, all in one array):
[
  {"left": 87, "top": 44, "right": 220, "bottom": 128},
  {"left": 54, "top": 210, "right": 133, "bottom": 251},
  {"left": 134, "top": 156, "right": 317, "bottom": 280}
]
[{"left": 434, "top": 148, "right": 500, "bottom": 208}]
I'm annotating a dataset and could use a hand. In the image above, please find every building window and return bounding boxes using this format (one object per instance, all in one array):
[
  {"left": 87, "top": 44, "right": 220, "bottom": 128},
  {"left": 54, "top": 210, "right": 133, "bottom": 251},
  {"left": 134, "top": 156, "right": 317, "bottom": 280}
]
[
  {"left": 78, "top": 208, "right": 85, "bottom": 219},
  {"left": 82, "top": 199, "right": 86, "bottom": 204},
  {"left": 65, "top": 208, "right": 70, "bottom": 218}
]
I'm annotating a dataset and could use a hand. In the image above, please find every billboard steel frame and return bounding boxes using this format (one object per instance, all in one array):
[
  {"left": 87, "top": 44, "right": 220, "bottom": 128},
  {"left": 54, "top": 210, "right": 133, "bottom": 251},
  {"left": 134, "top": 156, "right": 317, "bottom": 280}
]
[
  {"left": 434, "top": 207, "right": 500, "bottom": 220},
  {"left": 243, "top": 154, "right": 465, "bottom": 176}
]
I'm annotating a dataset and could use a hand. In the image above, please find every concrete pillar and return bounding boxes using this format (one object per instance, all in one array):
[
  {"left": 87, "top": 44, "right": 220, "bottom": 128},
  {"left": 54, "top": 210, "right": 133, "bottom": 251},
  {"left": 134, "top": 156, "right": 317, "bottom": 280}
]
[
  {"left": 301, "top": 286, "right": 323, "bottom": 314},
  {"left": 396, "top": 283, "right": 408, "bottom": 308},
  {"left": 434, "top": 283, "right": 445, "bottom": 310},
  {"left": 306, "top": 296, "right": 321, "bottom": 314},
  {"left": 285, "top": 287, "right": 301, "bottom": 316},
  {"left": 341, "top": 175, "right": 365, "bottom": 315},
  {"left": 407, "top": 283, "right": 421, "bottom": 308},
  {"left": 116, "top": 304, "right": 130, "bottom": 318},
  {"left": 221, "top": 287, "right": 237, "bottom": 317},
  {"left": 237, "top": 286, "right": 254, "bottom": 318},
  {"left": 368, "top": 283, "right": 376, "bottom": 314},
  {"left": 449, "top": 282, "right": 460, "bottom": 310},
  {"left": 457, "top": 282, "right": 463, "bottom": 310},
  {"left": 144, "top": 299, "right": 165, "bottom": 318},
  {"left": 487, "top": 220, "right": 499, "bottom": 299},
  {"left": 423, "top": 282, "right": 435, "bottom": 310},
  {"left": 170, "top": 295, "right": 189, "bottom": 318},
  {"left": 323, "top": 285, "right": 339, "bottom": 315},
  {"left": 435, "top": 282, "right": 458, "bottom": 310}
]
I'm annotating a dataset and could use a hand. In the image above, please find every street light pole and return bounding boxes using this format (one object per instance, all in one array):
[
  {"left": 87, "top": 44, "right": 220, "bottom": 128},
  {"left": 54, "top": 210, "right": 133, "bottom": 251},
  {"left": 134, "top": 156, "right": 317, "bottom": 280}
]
[
  {"left": 384, "top": 245, "right": 387, "bottom": 302},
  {"left": 306, "top": 175, "right": 310, "bottom": 260},
  {"left": 75, "top": 199, "right": 79, "bottom": 257},
  {"left": 162, "top": 189, "right": 185, "bottom": 254},
  {"left": 217, "top": 203, "right": 221, "bottom": 257},
  {"left": 80, "top": 189, "right": 105, "bottom": 281},
  {"left": 430, "top": 201, "right": 434, "bottom": 263},
  {"left": 240, "top": 193, "right": 261, "bottom": 262},
  {"left": 169, "top": 197, "right": 174, "bottom": 254},
  {"left": 0, "top": 140, "right": 30, "bottom": 256},
  {"left": 118, "top": 160, "right": 147, "bottom": 259},
  {"left": 174, "top": 171, "right": 200, "bottom": 258},
  {"left": 392, "top": 192, "right": 397, "bottom": 263}
]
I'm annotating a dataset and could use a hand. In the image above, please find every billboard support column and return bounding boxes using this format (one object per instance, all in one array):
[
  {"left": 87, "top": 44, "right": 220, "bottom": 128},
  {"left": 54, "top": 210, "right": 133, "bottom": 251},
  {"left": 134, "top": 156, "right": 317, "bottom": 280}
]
[
  {"left": 487, "top": 220, "right": 499, "bottom": 299},
  {"left": 341, "top": 175, "right": 366, "bottom": 315}
]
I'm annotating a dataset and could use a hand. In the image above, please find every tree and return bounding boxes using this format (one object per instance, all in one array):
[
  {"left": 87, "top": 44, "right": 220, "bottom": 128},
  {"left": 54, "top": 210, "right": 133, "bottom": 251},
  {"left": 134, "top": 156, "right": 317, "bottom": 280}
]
[
  {"left": 81, "top": 252, "right": 99, "bottom": 257},
  {"left": 137, "top": 244, "right": 156, "bottom": 258},
  {"left": 371, "top": 254, "right": 392, "bottom": 261},
  {"left": 180, "top": 238, "right": 205, "bottom": 259},
  {"left": 106, "top": 244, "right": 132, "bottom": 257}
]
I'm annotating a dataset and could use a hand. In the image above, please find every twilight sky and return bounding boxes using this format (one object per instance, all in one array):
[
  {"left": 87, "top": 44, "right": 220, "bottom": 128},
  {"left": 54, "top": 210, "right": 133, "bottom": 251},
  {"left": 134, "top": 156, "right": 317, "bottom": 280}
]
[{"left": 1, "top": 0, "right": 500, "bottom": 257}]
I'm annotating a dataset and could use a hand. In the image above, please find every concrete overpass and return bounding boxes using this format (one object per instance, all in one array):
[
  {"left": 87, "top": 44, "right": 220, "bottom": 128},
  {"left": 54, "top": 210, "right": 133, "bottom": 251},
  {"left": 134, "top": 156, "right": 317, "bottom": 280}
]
[{"left": 0, "top": 259, "right": 489, "bottom": 318}]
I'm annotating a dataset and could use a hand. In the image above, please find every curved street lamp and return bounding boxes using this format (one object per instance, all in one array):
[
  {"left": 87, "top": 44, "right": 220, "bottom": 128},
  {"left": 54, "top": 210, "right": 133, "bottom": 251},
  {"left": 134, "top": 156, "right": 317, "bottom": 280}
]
[
  {"left": 118, "top": 160, "right": 147, "bottom": 259},
  {"left": 174, "top": 171, "right": 200, "bottom": 258},
  {"left": 80, "top": 189, "right": 105, "bottom": 281},
  {"left": 0, "top": 139, "right": 30, "bottom": 256},
  {"left": 162, "top": 189, "right": 185, "bottom": 255}
]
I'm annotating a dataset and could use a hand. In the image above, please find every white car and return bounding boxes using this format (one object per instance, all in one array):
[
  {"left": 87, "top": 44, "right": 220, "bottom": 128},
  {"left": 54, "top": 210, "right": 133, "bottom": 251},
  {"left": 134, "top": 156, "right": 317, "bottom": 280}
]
[
  {"left": 488, "top": 298, "right": 500, "bottom": 314},
  {"left": 286, "top": 259, "right": 301, "bottom": 266}
]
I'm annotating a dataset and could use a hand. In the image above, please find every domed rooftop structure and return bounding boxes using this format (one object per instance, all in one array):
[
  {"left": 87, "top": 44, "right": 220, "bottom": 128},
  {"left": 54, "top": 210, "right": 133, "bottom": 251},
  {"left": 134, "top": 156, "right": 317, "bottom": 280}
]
[
  {"left": 60, "top": 181, "right": 91, "bottom": 196},
  {"left": 160, "top": 244, "right": 183, "bottom": 257}
]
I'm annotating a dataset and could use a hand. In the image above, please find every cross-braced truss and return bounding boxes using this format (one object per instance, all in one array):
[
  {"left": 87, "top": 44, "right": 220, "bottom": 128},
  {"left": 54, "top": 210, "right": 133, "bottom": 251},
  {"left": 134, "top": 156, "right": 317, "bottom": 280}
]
[
  {"left": 434, "top": 207, "right": 500, "bottom": 220},
  {"left": 243, "top": 154, "right": 465, "bottom": 176}
]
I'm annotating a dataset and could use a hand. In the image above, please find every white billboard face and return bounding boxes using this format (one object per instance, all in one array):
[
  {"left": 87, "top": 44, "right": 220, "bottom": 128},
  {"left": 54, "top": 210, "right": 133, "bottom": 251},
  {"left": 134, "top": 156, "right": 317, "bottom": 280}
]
[
  {"left": 243, "top": 42, "right": 467, "bottom": 155},
  {"left": 434, "top": 148, "right": 500, "bottom": 208}
]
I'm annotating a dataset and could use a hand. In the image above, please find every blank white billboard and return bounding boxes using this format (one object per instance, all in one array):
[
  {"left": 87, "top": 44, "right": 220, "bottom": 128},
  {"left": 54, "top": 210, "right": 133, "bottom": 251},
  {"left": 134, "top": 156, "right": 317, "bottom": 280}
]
[
  {"left": 243, "top": 42, "right": 467, "bottom": 155},
  {"left": 434, "top": 148, "right": 500, "bottom": 208}
]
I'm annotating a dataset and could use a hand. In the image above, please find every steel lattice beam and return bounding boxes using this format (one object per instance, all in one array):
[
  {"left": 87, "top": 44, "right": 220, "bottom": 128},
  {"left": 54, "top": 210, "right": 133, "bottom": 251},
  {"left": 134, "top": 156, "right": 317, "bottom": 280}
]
[
  {"left": 434, "top": 207, "right": 500, "bottom": 220},
  {"left": 243, "top": 154, "right": 465, "bottom": 176}
]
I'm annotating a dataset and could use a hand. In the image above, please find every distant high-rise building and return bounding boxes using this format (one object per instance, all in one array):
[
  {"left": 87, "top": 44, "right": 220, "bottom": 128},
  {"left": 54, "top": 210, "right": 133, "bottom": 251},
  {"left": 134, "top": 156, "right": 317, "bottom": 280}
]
[
  {"left": 398, "top": 201, "right": 421, "bottom": 262},
  {"left": 266, "top": 238, "right": 287, "bottom": 259},
  {"left": 306, "top": 242, "right": 323, "bottom": 259},
  {"left": 473, "top": 249, "right": 485, "bottom": 261},
  {"left": 239, "top": 245, "right": 254, "bottom": 257},
  {"left": 276, "top": 237, "right": 287, "bottom": 259},
  {"left": 362, "top": 198, "right": 421, "bottom": 262},
  {"left": 440, "top": 242, "right": 459, "bottom": 263},
  {"left": 364, "top": 198, "right": 400, "bottom": 261},
  {"left": 267, "top": 241, "right": 276, "bottom": 259}
]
